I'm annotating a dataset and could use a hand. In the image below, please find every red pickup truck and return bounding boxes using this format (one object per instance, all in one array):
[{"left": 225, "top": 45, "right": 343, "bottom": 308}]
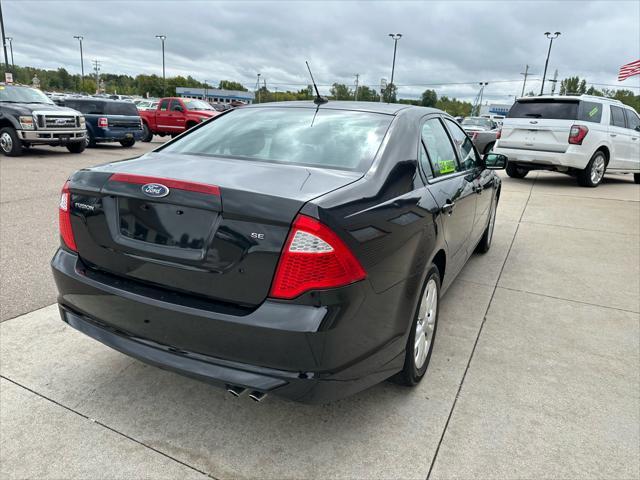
[{"left": 140, "top": 97, "right": 220, "bottom": 142}]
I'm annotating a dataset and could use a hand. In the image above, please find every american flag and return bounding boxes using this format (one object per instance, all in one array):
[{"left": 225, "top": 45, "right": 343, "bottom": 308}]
[{"left": 618, "top": 60, "right": 640, "bottom": 81}]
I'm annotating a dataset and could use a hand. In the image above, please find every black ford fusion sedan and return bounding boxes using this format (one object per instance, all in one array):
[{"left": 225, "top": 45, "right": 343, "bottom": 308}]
[{"left": 52, "top": 101, "right": 506, "bottom": 403}]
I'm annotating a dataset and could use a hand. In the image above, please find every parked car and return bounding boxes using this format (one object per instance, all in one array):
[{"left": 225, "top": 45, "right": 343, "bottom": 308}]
[
  {"left": 461, "top": 116, "right": 500, "bottom": 154},
  {"left": 135, "top": 100, "right": 159, "bottom": 111},
  {"left": 62, "top": 98, "right": 143, "bottom": 148},
  {"left": 495, "top": 95, "right": 640, "bottom": 186},
  {"left": 52, "top": 101, "right": 506, "bottom": 403},
  {"left": 139, "top": 97, "right": 220, "bottom": 141},
  {"left": 0, "top": 83, "right": 86, "bottom": 156}
]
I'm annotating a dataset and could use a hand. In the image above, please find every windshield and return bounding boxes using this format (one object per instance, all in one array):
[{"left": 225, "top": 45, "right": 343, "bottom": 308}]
[
  {"left": 0, "top": 85, "right": 54, "bottom": 104},
  {"left": 161, "top": 107, "right": 393, "bottom": 172},
  {"left": 462, "top": 117, "right": 493, "bottom": 128},
  {"left": 184, "top": 99, "right": 214, "bottom": 111},
  {"left": 508, "top": 100, "right": 579, "bottom": 120}
]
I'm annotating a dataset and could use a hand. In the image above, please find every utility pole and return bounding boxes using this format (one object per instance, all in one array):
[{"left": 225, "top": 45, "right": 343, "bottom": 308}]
[
  {"left": 354, "top": 73, "right": 359, "bottom": 101},
  {"left": 549, "top": 69, "right": 559, "bottom": 95},
  {"left": 73, "top": 36, "right": 84, "bottom": 90},
  {"left": 0, "top": 0, "right": 9, "bottom": 72},
  {"left": 92, "top": 59, "right": 101, "bottom": 93},
  {"left": 255, "top": 73, "right": 261, "bottom": 103},
  {"left": 388, "top": 33, "right": 402, "bottom": 100},
  {"left": 540, "top": 31, "right": 561, "bottom": 95},
  {"left": 520, "top": 64, "right": 529, "bottom": 97},
  {"left": 155, "top": 35, "right": 166, "bottom": 96}
]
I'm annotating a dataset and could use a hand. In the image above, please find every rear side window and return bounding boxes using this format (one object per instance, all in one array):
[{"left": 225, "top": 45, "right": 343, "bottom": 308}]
[
  {"left": 623, "top": 109, "right": 640, "bottom": 130},
  {"left": 161, "top": 107, "right": 392, "bottom": 172},
  {"left": 67, "top": 101, "right": 104, "bottom": 114},
  {"left": 421, "top": 118, "right": 459, "bottom": 177},
  {"left": 507, "top": 100, "right": 578, "bottom": 120},
  {"left": 610, "top": 106, "right": 627, "bottom": 128},
  {"left": 104, "top": 102, "right": 139, "bottom": 116},
  {"left": 159, "top": 99, "right": 170, "bottom": 111},
  {"left": 577, "top": 101, "right": 603, "bottom": 123}
]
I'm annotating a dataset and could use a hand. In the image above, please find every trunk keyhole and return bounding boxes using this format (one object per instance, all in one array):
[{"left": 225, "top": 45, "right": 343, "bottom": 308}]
[{"left": 176, "top": 210, "right": 184, "bottom": 215}]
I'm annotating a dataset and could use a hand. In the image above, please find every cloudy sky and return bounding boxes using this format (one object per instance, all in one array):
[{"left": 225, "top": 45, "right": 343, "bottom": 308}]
[{"left": 4, "top": 0, "right": 640, "bottom": 102}]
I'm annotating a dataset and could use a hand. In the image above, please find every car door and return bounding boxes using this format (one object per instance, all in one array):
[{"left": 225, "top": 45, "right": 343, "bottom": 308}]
[
  {"left": 608, "top": 105, "right": 630, "bottom": 169},
  {"left": 421, "top": 116, "right": 477, "bottom": 277},
  {"left": 168, "top": 99, "right": 186, "bottom": 131},
  {"left": 156, "top": 98, "right": 172, "bottom": 130},
  {"left": 623, "top": 108, "right": 640, "bottom": 172},
  {"left": 443, "top": 118, "right": 493, "bottom": 243}
]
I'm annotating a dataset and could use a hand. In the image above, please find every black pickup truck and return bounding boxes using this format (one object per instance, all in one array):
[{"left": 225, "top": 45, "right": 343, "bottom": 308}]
[{"left": 0, "top": 84, "right": 87, "bottom": 156}]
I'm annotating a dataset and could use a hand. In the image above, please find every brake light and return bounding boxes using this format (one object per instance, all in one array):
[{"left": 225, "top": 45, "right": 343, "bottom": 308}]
[
  {"left": 59, "top": 181, "right": 77, "bottom": 251},
  {"left": 269, "top": 215, "right": 366, "bottom": 299},
  {"left": 569, "top": 125, "right": 588, "bottom": 145},
  {"left": 98, "top": 117, "right": 108, "bottom": 128},
  {"left": 496, "top": 128, "right": 502, "bottom": 140}
]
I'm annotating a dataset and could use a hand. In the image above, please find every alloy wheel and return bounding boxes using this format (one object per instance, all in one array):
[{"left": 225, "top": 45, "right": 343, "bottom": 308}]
[
  {"left": 0, "top": 132, "right": 13, "bottom": 153},
  {"left": 590, "top": 155, "right": 605, "bottom": 184},
  {"left": 414, "top": 278, "right": 438, "bottom": 369}
]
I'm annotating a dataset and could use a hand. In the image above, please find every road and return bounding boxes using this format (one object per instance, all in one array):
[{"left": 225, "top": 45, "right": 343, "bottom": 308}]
[{"left": 1, "top": 144, "right": 638, "bottom": 479}]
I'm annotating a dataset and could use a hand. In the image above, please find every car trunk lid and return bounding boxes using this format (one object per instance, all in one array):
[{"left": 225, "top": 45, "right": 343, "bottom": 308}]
[{"left": 67, "top": 152, "right": 361, "bottom": 306}]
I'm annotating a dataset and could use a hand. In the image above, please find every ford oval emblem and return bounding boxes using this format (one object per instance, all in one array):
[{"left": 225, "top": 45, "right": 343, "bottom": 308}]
[{"left": 141, "top": 183, "right": 170, "bottom": 198}]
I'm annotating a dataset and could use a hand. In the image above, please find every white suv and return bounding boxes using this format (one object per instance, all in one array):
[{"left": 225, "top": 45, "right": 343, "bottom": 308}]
[{"left": 494, "top": 95, "right": 640, "bottom": 187}]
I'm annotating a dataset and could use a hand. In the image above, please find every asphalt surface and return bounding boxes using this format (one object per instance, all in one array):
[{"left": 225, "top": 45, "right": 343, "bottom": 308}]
[{"left": 0, "top": 145, "right": 638, "bottom": 479}]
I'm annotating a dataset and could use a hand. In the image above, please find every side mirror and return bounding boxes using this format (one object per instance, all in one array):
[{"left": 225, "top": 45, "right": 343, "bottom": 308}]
[{"left": 483, "top": 153, "right": 507, "bottom": 170}]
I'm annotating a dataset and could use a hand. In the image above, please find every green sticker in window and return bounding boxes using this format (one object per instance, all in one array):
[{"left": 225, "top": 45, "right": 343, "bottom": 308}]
[
  {"left": 439, "top": 159, "right": 456, "bottom": 174},
  {"left": 589, "top": 106, "right": 599, "bottom": 117}
]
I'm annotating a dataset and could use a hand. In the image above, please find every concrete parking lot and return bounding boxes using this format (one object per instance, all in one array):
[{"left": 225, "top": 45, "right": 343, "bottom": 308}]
[{"left": 1, "top": 144, "right": 638, "bottom": 479}]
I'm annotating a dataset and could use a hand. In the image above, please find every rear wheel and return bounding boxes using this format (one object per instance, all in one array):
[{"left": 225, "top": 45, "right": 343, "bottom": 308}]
[
  {"left": 394, "top": 265, "right": 440, "bottom": 386},
  {"left": 577, "top": 151, "right": 606, "bottom": 187},
  {"left": 634, "top": 173, "right": 639, "bottom": 184},
  {"left": 66, "top": 141, "right": 86, "bottom": 154},
  {"left": 141, "top": 123, "right": 153, "bottom": 142},
  {"left": 505, "top": 161, "right": 528, "bottom": 179},
  {"left": 119, "top": 137, "right": 136, "bottom": 148},
  {"left": 85, "top": 132, "right": 96, "bottom": 148},
  {"left": 0, "top": 127, "right": 23, "bottom": 157},
  {"left": 476, "top": 193, "right": 497, "bottom": 254}
]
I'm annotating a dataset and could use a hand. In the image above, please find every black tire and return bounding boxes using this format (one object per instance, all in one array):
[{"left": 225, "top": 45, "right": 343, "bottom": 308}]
[
  {"left": 476, "top": 192, "right": 498, "bottom": 254},
  {"left": 141, "top": 123, "right": 153, "bottom": 142},
  {"left": 66, "top": 141, "right": 86, "bottom": 154},
  {"left": 0, "top": 127, "right": 23, "bottom": 157},
  {"left": 505, "top": 161, "right": 529, "bottom": 179},
  {"left": 119, "top": 137, "right": 136, "bottom": 148},
  {"left": 85, "top": 132, "right": 96, "bottom": 148},
  {"left": 186, "top": 122, "right": 198, "bottom": 130},
  {"left": 577, "top": 150, "right": 606, "bottom": 188},
  {"left": 393, "top": 265, "right": 441, "bottom": 386},
  {"left": 633, "top": 173, "right": 639, "bottom": 184},
  {"left": 483, "top": 142, "right": 495, "bottom": 154}
]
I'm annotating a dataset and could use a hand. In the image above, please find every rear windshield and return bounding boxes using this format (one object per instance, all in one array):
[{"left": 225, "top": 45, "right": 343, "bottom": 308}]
[
  {"left": 508, "top": 100, "right": 578, "bottom": 120},
  {"left": 160, "top": 107, "right": 393, "bottom": 172},
  {"left": 104, "top": 102, "right": 139, "bottom": 116}
]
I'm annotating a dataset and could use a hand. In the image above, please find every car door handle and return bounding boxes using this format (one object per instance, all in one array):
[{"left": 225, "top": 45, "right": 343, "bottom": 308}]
[
  {"left": 632, "top": 137, "right": 638, "bottom": 141},
  {"left": 610, "top": 134, "right": 617, "bottom": 137},
  {"left": 441, "top": 201, "right": 455, "bottom": 215},
  {"left": 473, "top": 185, "right": 483, "bottom": 195}
]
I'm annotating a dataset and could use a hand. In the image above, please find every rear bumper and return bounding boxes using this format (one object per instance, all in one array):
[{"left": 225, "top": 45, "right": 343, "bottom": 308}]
[
  {"left": 93, "top": 128, "right": 143, "bottom": 142},
  {"left": 19, "top": 129, "right": 86, "bottom": 144},
  {"left": 494, "top": 145, "right": 588, "bottom": 170},
  {"left": 51, "top": 249, "right": 409, "bottom": 403}
]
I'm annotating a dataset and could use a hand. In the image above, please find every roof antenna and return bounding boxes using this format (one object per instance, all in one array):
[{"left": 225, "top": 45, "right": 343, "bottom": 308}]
[{"left": 306, "top": 61, "right": 328, "bottom": 105}]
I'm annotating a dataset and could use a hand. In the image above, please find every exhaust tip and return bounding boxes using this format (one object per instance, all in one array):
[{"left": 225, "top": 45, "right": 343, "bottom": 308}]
[
  {"left": 226, "top": 385, "right": 246, "bottom": 397},
  {"left": 248, "top": 391, "right": 267, "bottom": 402}
]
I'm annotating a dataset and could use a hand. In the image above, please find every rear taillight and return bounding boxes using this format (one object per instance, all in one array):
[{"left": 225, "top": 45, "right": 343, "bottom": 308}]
[
  {"left": 269, "top": 215, "right": 366, "bottom": 299},
  {"left": 59, "top": 181, "right": 77, "bottom": 251},
  {"left": 496, "top": 128, "right": 502, "bottom": 140},
  {"left": 569, "top": 124, "right": 588, "bottom": 145},
  {"left": 98, "top": 117, "right": 108, "bottom": 128}
]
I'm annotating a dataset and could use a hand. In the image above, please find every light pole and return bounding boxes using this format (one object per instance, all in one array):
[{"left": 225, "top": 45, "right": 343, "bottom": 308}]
[
  {"left": 388, "top": 33, "right": 402, "bottom": 93},
  {"left": 155, "top": 35, "right": 166, "bottom": 96},
  {"left": 73, "top": 35, "right": 84, "bottom": 90},
  {"left": 255, "top": 73, "right": 261, "bottom": 103},
  {"left": 5, "top": 36, "right": 12, "bottom": 70},
  {"left": 0, "top": 0, "right": 8, "bottom": 71},
  {"left": 540, "top": 31, "right": 560, "bottom": 95}
]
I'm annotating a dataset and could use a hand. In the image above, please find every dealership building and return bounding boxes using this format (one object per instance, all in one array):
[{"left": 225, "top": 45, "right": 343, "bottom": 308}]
[{"left": 176, "top": 87, "right": 255, "bottom": 105}]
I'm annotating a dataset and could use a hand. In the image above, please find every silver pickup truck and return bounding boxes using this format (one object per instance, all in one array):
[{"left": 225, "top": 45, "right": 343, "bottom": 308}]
[{"left": 461, "top": 117, "right": 500, "bottom": 154}]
